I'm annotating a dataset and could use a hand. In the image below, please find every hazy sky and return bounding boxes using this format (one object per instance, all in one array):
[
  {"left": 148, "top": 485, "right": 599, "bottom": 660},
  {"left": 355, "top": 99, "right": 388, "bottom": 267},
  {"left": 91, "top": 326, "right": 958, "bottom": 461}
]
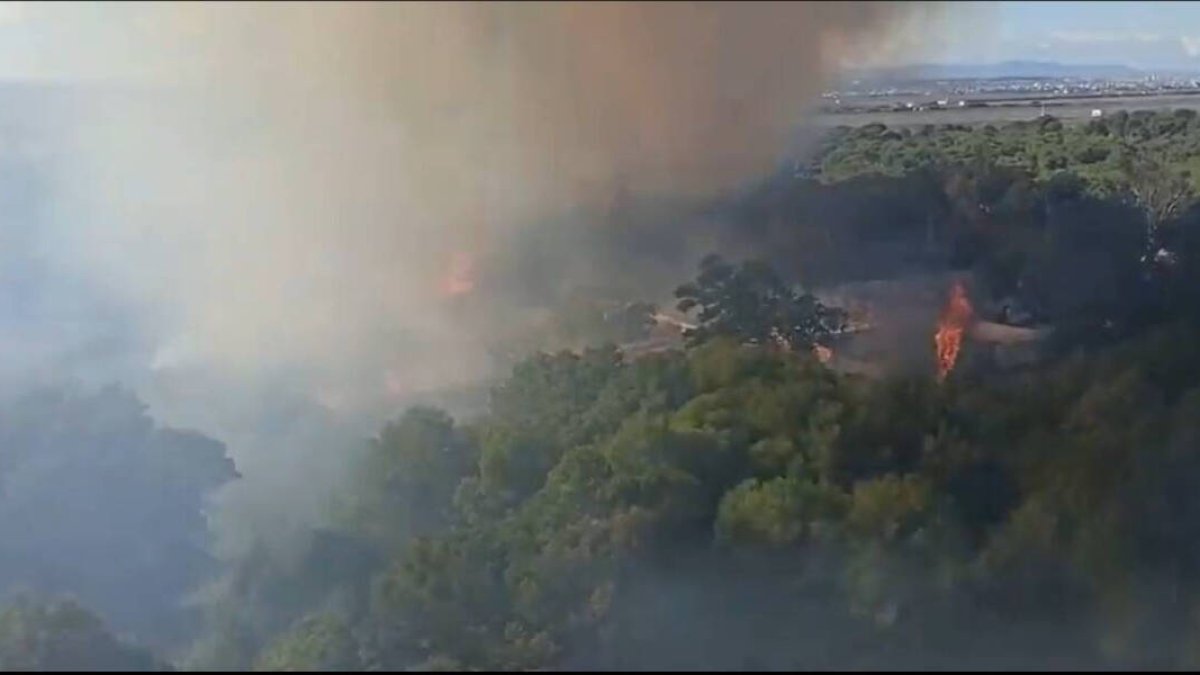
[
  {"left": 938, "top": 1, "right": 1200, "bottom": 70},
  {"left": 0, "top": 3, "right": 1194, "bottom": 81}
]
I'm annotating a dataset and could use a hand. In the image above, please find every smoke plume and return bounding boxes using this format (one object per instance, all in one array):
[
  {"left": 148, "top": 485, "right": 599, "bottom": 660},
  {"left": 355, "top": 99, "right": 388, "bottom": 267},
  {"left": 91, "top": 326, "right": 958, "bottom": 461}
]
[
  {"left": 33, "top": 2, "right": 941, "bottom": 387},
  {"left": 4, "top": 2, "right": 954, "bottom": 534}
]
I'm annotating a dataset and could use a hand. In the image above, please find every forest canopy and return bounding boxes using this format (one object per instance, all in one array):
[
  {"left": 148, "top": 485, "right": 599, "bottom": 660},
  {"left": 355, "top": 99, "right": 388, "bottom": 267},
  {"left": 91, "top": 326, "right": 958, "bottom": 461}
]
[{"left": 8, "top": 110, "right": 1200, "bottom": 670}]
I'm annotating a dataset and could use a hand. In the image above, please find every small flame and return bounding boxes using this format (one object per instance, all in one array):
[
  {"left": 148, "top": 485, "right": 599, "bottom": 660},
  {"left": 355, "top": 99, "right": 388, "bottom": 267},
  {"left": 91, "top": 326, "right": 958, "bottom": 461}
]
[
  {"left": 934, "top": 280, "right": 973, "bottom": 382},
  {"left": 813, "top": 344, "right": 834, "bottom": 364},
  {"left": 439, "top": 251, "right": 476, "bottom": 298}
]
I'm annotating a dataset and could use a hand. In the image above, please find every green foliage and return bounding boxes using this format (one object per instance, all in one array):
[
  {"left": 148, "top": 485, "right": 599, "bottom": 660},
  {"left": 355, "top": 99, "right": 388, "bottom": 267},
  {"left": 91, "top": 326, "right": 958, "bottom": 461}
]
[
  {"left": 846, "top": 475, "right": 933, "bottom": 543},
  {"left": 809, "top": 110, "right": 1200, "bottom": 207},
  {"left": 715, "top": 477, "right": 847, "bottom": 548},
  {"left": 254, "top": 613, "right": 360, "bottom": 672},
  {"left": 180, "top": 117, "right": 1200, "bottom": 668},
  {"left": 337, "top": 407, "right": 476, "bottom": 550},
  {"left": 0, "top": 596, "right": 166, "bottom": 671},
  {"left": 0, "top": 385, "right": 238, "bottom": 648},
  {"left": 675, "top": 254, "right": 846, "bottom": 350},
  {"left": 178, "top": 305, "right": 1200, "bottom": 670}
]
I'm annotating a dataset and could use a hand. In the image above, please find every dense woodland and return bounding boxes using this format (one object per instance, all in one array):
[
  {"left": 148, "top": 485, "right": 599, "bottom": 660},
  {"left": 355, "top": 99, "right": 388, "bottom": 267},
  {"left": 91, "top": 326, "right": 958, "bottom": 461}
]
[{"left": 8, "top": 110, "right": 1200, "bottom": 669}]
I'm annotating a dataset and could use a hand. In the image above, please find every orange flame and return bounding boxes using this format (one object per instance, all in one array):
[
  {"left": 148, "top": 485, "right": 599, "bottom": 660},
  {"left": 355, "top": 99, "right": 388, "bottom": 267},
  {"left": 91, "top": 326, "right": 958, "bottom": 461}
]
[
  {"left": 439, "top": 251, "right": 476, "bottom": 298},
  {"left": 934, "top": 280, "right": 973, "bottom": 382}
]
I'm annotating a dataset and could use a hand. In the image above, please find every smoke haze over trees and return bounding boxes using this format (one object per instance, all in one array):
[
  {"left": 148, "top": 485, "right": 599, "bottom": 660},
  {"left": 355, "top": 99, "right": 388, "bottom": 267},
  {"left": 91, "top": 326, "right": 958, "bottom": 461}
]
[
  {"left": 0, "top": 385, "right": 237, "bottom": 648},
  {"left": 4, "top": 1, "right": 1200, "bottom": 671}
]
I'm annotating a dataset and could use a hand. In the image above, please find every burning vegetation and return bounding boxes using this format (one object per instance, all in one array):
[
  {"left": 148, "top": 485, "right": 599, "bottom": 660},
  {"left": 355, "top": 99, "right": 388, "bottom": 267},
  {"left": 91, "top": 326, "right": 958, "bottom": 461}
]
[
  {"left": 813, "top": 343, "right": 834, "bottom": 364},
  {"left": 439, "top": 251, "right": 476, "bottom": 298},
  {"left": 934, "top": 280, "right": 974, "bottom": 382}
]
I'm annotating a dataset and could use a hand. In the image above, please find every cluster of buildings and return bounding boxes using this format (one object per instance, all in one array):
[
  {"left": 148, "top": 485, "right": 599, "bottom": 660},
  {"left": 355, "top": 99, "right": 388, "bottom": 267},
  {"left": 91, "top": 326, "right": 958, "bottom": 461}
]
[
  {"left": 826, "top": 74, "right": 1200, "bottom": 102},
  {"left": 818, "top": 75, "right": 1200, "bottom": 116}
]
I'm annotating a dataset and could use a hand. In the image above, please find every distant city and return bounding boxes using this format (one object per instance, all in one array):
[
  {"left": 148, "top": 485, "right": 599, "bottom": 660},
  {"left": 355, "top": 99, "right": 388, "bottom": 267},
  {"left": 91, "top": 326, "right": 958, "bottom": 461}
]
[{"left": 812, "top": 61, "right": 1200, "bottom": 126}]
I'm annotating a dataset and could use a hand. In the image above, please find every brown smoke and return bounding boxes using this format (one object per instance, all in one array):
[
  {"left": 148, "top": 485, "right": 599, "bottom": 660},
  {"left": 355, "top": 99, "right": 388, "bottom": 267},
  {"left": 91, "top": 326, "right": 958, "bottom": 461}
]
[
  {"left": 3, "top": 0, "right": 959, "bottom": 548},
  {"left": 492, "top": 2, "right": 919, "bottom": 198},
  {"left": 32, "top": 1, "right": 947, "bottom": 408}
]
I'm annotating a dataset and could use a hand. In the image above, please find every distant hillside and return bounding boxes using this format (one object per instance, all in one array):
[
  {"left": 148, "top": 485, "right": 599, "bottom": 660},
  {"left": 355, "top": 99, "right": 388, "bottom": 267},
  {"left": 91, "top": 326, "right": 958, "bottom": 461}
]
[{"left": 845, "top": 60, "right": 1148, "bottom": 83}]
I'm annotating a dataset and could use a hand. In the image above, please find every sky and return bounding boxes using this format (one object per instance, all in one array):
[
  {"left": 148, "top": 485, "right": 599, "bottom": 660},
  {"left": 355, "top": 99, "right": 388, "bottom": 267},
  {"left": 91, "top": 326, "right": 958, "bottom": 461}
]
[
  {"left": 935, "top": 1, "right": 1200, "bottom": 71},
  {"left": 0, "top": 3, "right": 1193, "bottom": 82}
]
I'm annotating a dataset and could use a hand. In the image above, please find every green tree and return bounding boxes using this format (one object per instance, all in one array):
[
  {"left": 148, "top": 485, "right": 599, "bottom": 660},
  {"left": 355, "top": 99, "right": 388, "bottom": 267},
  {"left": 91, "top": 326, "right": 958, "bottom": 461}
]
[
  {"left": 254, "top": 613, "right": 361, "bottom": 672},
  {"left": 674, "top": 254, "right": 845, "bottom": 350},
  {"left": 1119, "top": 146, "right": 1195, "bottom": 254},
  {"left": 715, "top": 476, "right": 847, "bottom": 548},
  {"left": 0, "top": 596, "right": 166, "bottom": 671},
  {"left": 0, "top": 385, "right": 238, "bottom": 646},
  {"left": 336, "top": 407, "right": 476, "bottom": 551}
]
